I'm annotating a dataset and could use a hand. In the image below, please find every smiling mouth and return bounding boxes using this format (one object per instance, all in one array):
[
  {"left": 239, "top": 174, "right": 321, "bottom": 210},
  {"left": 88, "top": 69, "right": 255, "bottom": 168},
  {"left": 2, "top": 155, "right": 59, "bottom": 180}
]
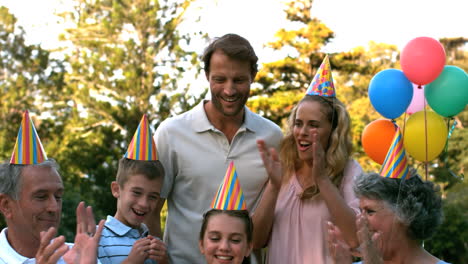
[
  {"left": 215, "top": 255, "right": 234, "bottom": 260},
  {"left": 298, "top": 141, "right": 311, "bottom": 151},
  {"left": 222, "top": 96, "right": 238, "bottom": 103},
  {"left": 132, "top": 208, "right": 146, "bottom": 217}
]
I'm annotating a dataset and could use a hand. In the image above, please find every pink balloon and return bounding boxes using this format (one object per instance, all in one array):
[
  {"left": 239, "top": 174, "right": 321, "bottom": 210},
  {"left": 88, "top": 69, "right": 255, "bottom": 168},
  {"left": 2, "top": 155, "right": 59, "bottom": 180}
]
[
  {"left": 400, "top": 37, "right": 446, "bottom": 85},
  {"left": 406, "top": 84, "right": 427, "bottom": 115}
]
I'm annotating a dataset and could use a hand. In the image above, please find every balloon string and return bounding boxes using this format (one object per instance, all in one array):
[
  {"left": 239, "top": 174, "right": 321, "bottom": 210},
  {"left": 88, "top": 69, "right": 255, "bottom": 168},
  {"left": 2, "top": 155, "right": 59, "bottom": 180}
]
[
  {"left": 448, "top": 119, "right": 457, "bottom": 139},
  {"left": 402, "top": 113, "right": 407, "bottom": 141},
  {"left": 423, "top": 101, "right": 428, "bottom": 181}
]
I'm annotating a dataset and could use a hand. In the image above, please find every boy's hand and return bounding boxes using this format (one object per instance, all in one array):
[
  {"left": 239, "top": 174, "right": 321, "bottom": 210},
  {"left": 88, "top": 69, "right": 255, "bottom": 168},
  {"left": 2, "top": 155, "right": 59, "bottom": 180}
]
[
  {"left": 147, "top": 236, "right": 168, "bottom": 264},
  {"left": 125, "top": 237, "right": 153, "bottom": 263}
]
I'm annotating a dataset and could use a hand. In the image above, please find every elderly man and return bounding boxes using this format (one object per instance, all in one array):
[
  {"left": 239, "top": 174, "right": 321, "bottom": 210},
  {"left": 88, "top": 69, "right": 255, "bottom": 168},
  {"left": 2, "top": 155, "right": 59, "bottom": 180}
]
[{"left": 0, "top": 111, "right": 104, "bottom": 263}]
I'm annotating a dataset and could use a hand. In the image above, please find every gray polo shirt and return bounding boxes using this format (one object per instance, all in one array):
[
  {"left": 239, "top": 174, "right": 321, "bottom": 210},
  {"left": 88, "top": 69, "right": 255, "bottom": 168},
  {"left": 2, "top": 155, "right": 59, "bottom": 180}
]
[{"left": 155, "top": 101, "right": 283, "bottom": 264}]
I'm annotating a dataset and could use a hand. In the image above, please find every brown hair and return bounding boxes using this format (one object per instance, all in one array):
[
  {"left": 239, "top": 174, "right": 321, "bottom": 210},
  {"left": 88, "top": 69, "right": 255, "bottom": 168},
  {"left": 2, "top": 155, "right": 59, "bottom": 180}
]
[
  {"left": 202, "top": 33, "right": 258, "bottom": 79},
  {"left": 280, "top": 95, "right": 353, "bottom": 199},
  {"left": 116, "top": 157, "right": 165, "bottom": 187},
  {"left": 199, "top": 209, "right": 253, "bottom": 243},
  {"left": 199, "top": 209, "right": 253, "bottom": 264}
]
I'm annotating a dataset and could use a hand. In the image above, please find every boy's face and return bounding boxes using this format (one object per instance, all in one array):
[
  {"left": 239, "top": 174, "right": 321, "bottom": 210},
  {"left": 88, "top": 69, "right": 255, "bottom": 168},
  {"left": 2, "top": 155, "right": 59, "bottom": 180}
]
[{"left": 112, "top": 174, "right": 161, "bottom": 228}]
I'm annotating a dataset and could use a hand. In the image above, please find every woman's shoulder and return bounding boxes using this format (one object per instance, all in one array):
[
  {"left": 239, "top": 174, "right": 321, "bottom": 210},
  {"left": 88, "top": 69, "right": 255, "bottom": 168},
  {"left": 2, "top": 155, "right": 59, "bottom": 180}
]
[
  {"left": 344, "top": 159, "right": 363, "bottom": 178},
  {"left": 353, "top": 260, "right": 451, "bottom": 264}
]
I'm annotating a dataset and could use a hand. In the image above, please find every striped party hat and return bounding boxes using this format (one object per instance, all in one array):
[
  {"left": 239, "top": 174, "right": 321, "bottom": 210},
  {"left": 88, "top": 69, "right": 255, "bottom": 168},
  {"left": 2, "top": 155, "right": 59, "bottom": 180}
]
[
  {"left": 305, "top": 55, "right": 336, "bottom": 97},
  {"left": 124, "top": 114, "right": 158, "bottom": 161},
  {"left": 211, "top": 161, "right": 247, "bottom": 210},
  {"left": 10, "top": 110, "right": 48, "bottom": 164},
  {"left": 380, "top": 127, "right": 410, "bottom": 179}
]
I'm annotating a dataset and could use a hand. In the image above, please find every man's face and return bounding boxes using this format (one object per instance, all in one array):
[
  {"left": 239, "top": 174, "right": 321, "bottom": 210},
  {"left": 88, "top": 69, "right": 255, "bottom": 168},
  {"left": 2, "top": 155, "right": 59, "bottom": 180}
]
[
  {"left": 206, "top": 50, "right": 253, "bottom": 117},
  {"left": 5, "top": 166, "right": 64, "bottom": 243}
]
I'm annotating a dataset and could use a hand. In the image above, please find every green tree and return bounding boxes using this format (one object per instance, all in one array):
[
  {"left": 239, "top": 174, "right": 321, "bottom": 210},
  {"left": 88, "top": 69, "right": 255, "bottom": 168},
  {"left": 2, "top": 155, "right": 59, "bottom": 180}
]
[
  {"left": 0, "top": 6, "right": 66, "bottom": 229},
  {"left": 249, "top": 0, "right": 401, "bottom": 173},
  {"left": 252, "top": 1, "right": 467, "bottom": 262},
  {"left": 49, "top": 0, "right": 205, "bottom": 237}
]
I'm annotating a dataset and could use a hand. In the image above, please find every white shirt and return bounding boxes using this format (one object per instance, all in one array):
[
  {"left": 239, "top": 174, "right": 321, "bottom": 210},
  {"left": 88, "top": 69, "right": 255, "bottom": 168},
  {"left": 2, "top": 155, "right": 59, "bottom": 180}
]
[
  {"left": 0, "top": 228, "right": 68, "bottom": 264},
  {"left": 155, "top": 101, "right": 283, "bottom": 264}
]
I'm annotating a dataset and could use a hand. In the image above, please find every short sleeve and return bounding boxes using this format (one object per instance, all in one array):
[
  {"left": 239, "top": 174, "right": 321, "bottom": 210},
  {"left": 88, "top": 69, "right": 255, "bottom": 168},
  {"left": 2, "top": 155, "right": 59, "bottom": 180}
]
[
  {"left": 154, "top": 119, "right": 177, "bottom": 199},
  {"left": 341, "top": 160, "right": 363, "bottom": 214}
]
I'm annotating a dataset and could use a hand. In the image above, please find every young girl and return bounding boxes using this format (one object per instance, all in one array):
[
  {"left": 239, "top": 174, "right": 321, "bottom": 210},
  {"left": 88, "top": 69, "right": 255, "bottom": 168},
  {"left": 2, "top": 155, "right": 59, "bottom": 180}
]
[
  {"left": 199, "top": 209, "right": 253, "bottom": 264},
  {"left": 255, "top": 56, "right": 362, "bottom": 263}
]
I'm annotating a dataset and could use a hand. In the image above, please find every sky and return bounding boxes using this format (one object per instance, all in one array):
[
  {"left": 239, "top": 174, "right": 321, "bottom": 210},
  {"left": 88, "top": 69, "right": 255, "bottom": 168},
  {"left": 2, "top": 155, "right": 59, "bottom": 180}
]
[{"left": 1, "top": 0, "right": 467, "bottom": 64}]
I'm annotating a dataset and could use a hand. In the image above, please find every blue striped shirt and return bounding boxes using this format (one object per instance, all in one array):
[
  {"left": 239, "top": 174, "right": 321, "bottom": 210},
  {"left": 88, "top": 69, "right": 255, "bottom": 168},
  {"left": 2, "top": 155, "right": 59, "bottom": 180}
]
[{"left": 98, "top": 216, "right": 157, "bottom": 264}]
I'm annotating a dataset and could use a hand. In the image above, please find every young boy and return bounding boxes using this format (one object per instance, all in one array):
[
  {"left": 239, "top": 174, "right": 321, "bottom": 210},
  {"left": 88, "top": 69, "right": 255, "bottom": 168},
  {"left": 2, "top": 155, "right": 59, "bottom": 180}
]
[{"left": 98, "top": 115, "right": 167, "bottom": 264}]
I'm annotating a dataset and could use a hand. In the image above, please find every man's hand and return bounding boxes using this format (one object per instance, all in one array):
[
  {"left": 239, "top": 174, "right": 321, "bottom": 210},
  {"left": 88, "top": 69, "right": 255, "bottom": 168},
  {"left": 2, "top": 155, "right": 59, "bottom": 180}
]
[
  {"left": 36, "top": 227, "right": 69, "bottom": 264},
  {"left": 63, "top": 201, "right": 105, "bottom": 264}
]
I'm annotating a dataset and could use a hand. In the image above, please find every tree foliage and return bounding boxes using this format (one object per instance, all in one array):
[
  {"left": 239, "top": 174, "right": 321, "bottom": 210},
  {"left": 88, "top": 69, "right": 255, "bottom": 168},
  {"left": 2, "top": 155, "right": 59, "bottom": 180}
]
[
  {"left": 0, "top": 6, "right": 66, "bottom": 230},
  {"left": 249, "top": 1, "right": 467, "bottom": 262},
  {"left": 0, "top": 1, "right": 466, "bottom": 260}
]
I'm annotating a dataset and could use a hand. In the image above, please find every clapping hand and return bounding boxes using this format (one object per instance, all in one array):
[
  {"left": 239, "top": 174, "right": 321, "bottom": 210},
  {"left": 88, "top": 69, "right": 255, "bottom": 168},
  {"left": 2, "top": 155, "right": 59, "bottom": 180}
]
[
  {"left": 326, "top": 221, "right": 354, "bottom": 264},
  {"left": 63, "top": 201, "right": 105, "bottom": 264},
  {"left": 147, "top": 236, "right": 168, "bottom": 264},
  {"left": 356, "top": 214, "right": 383, "bottom": 264},
  {"left": 257, "top": 139, "right": 282, "bottom": 190},
  {"left": 36, "top": 227, "right": 69, "bottom": 264},
  {"left": 36, "top": 201, "right": 104, "bottom": 264}
]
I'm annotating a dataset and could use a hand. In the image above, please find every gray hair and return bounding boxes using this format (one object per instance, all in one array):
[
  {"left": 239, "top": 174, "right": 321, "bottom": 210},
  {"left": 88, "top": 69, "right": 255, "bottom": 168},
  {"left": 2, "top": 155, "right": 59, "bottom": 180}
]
[
  {"left": 0, "top": 159, "right": 60, "bottom": 200},
  {"left": 354, "top": 172, "right": 443, "bottom": 241}
]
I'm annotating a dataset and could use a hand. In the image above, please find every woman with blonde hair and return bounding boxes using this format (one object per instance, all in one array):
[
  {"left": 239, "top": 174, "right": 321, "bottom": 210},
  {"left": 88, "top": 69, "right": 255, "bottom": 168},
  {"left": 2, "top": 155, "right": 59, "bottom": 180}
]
[{"left": 254, "top": 56, "right": 362, "bottom": 263}]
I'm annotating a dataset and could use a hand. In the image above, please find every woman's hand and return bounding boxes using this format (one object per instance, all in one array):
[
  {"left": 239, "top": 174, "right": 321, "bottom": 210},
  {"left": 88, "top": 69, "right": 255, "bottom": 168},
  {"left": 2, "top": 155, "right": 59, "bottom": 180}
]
[
  {"left": 257, "top": 139, "right": 283, "bottom": 190},
  {"left": 356, "top": 214, "right": 383, "bottom": 264},
  {"left": 311, "top": 132, "right": 327, "bottom": 184},
  {"left": 326, "top": 221, "right": 354, "bottom": 264}
]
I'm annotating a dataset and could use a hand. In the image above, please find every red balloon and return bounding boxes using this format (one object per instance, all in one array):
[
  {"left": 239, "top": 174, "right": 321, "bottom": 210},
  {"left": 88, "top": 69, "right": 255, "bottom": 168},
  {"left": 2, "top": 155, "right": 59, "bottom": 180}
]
[
  {"left": 400, "top": 37, "right": 446, "bottom": 85},
  {"left": 362, "top": 119, "right": 397, "bottom": 164}
]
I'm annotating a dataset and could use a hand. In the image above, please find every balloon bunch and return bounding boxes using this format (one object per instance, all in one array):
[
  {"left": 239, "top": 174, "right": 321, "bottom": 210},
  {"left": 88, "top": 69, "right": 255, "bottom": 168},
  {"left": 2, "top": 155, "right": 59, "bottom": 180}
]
[{"left": 363, "top": 36, "right": 468, "bottom": 165}]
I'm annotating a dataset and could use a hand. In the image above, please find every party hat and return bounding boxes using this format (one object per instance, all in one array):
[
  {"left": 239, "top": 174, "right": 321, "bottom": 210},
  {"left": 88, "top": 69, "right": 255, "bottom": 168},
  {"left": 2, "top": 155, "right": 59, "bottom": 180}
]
[
  {"left": 305, "top": 55, "right": 336, "bottom": 97},
  {"left": 124, "top": 114, "right": 158, "bottom": 161},
  {"left": 380, "top": 127, "right": 410, "bottom": 179},
  {"left": 211, "top": 161, "right": 247, "bottom": 210},
  {"left": 10, "top": 110, "right": 48, "bottom": 164}
]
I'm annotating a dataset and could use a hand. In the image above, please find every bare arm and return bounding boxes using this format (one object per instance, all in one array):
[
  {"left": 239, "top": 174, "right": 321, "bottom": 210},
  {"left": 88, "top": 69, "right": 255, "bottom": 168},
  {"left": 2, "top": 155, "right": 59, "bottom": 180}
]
[
  {"left": 145, "top": 198, "right": 166, "bottom": 238},
  {"left": 312, "top": 133, "right": 359, "bottom": 249},
  {"left": 251, "top": 139, "right": 282, "bottom": 249}
]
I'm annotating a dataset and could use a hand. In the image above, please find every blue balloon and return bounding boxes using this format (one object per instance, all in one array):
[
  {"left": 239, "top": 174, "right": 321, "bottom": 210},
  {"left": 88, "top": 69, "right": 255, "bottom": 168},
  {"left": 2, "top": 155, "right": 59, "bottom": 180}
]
[{"left": 368, "top": 69, "right": 414, "bottom": 119}]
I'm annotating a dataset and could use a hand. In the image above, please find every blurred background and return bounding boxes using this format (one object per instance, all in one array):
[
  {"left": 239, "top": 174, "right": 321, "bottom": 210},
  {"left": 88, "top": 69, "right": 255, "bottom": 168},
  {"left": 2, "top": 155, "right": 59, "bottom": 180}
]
[{"left": 0, "top": 0, "right": 466, "bottom": 262}]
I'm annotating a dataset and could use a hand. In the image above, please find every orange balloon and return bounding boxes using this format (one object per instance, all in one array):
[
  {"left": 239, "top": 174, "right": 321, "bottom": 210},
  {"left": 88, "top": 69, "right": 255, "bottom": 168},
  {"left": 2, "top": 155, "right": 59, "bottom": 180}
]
[{"left": 362, "top": 119, "right": 398, "bottom": 164}]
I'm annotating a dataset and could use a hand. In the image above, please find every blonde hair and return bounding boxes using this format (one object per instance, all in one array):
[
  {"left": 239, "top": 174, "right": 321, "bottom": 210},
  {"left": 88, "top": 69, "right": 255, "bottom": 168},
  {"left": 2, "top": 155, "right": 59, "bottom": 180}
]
[{"left": 279, "top": 95, "right": 352, "bottom": 199}]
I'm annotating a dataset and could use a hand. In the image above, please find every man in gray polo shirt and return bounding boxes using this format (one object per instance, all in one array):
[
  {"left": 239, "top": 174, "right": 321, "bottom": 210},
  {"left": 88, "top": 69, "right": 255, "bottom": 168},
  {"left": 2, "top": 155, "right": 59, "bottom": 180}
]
[{"left": 147, "top": 34, "right": 283, "bottom": 263}]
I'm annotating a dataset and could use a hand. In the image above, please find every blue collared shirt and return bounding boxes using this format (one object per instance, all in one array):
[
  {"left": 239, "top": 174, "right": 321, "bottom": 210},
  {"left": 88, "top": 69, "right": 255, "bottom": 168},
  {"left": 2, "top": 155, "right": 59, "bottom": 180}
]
[{"left": 98, "top": 216, "right": 157, "bottom": 264}]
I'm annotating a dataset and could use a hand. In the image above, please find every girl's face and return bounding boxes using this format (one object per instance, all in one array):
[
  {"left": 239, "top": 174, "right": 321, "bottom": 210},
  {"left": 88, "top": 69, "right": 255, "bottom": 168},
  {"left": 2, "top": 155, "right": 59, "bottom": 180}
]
[
  {"left": 293, "top": 100, "right": 332, "bottom": 161},
  {"left": 199, "top": 213, "right": 252, "bottom": 264}
]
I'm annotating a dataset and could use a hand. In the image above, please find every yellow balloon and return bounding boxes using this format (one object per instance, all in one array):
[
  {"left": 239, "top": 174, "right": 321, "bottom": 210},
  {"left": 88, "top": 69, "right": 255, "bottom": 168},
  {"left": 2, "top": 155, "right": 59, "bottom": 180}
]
[{"left": 404, "top": 111, "right": 448, "bottom": 162}]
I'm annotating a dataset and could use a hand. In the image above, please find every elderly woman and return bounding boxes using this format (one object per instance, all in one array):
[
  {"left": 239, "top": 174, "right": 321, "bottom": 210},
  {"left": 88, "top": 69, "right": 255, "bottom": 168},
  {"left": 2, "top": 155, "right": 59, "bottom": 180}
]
[{"left": 330, "top": 171, "right": 450, "bottom": 264}]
